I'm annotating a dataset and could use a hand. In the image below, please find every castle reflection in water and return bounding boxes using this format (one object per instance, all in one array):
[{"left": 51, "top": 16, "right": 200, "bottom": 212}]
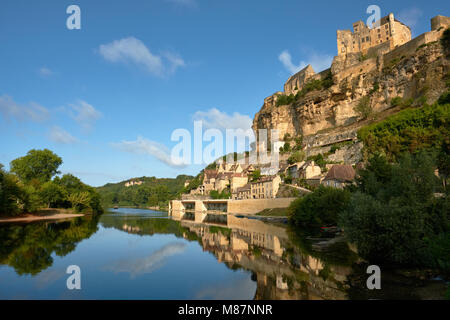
[{"left": 169, "top": 213, "right": 355, "bottom": 300}]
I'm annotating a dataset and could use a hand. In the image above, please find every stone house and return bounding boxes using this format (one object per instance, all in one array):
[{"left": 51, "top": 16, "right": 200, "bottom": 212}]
[
  {"left": 230, "top": 173, "right": 249, "bottom": 193},
  {"left": 232, "top": 184, "right": 251, "bottom": 200},
  {"left": 285, "top": 161, "right": 321, "bottom": 180},
  {"left": 250, "top": 175, "right": 282, "bottom": 199},
  {"left": 322, "top": 165, "right": 356, "bottom": 189}
]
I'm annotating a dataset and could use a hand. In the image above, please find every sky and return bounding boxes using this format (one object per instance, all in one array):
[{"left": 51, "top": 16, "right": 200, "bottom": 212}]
[{"left": 1, "top": 0, "right": 449, "bottom": 187}]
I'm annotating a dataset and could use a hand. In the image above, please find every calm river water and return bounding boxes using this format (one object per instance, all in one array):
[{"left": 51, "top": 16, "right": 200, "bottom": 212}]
[{"left": 0, "top": 208, "right": 446, "bottom": 300}]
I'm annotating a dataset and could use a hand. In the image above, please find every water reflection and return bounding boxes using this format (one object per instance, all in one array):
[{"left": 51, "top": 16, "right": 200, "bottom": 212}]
[
  {"left": 0, "top": 216, "right": 100, "bottom": 276},
  {"left": 0, "top": 209, "right": 446, "bottom": 299}
]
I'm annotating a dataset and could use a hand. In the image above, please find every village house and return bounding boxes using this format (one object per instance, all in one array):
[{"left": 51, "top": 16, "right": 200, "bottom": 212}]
[
  {"left": 232, "top": 175, "right": 282, "bottom": 200},
  {"left": 322, "top": 165, "right": 356, "bottom": 189},
  {"left": 250, "top": 175, "right": 282, "bottom": 199},
  {"left": 230, "top": 173, "right": 249, "bottom": 193},
  {"left": 285, "top": 161, "right": 322, "bottom": 180},
  {"left": 233, "top": 184, "right": 251, "bottom": 200}
]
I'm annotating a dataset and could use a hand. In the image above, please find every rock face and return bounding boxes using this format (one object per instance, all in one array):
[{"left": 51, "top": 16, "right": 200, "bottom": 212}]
[{"left": 253, "top": 21, "right": 450, "bottom": 162}]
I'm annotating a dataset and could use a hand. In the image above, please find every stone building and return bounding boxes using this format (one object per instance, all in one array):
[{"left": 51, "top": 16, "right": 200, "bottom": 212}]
[
  {"left": 285, "top": 161, "right": 321, "bottom": 180},
  {"left": 124, "top": 180, "right": 143, "bottom": 187},
  {"left": 250, "top": 175, "right": 282, "bottom": 199},
  {"left": 322, "top": 165, "right": 356, "bottom": 189},
  {"left": 230, "top": 173, "right": 249, "bottom": 193},
  {"left": 337, "top": 13, "right": 411, "bottom": 56}
]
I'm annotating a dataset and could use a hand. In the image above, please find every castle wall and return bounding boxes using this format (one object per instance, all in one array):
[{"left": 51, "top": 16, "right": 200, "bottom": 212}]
[
  {"left": 383, "top": 29, "right": 443, "bottom": 66},
  {"left": 431, "top": 15, "right": 450, "bottom": 31},
  {"left": 284, "top": 65, "right": 315, "bottom": 95}
]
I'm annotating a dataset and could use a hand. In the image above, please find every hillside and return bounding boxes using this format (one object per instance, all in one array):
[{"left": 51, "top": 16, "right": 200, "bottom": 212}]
[
  {"left": 253, "top": 18, "right": 450, "bottom": 167},
  {"left": 97, "top": 175, "right": 193, "bottom": 208}
]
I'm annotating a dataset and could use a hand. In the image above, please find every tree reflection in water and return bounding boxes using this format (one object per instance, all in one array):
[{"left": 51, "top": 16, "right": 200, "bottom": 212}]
[{"left": 0, "top": 215, "right": 100, "bottom": 275}]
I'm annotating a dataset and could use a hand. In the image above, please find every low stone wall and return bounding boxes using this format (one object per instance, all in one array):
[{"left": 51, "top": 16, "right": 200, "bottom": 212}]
[{"left": 227, "top": 198, "right": 296, "bottom": 215}]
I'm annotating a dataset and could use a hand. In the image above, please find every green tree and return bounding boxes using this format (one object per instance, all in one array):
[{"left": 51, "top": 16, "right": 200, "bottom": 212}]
[
  {"left": 10, "top": 149, "right": 62, "bottom": 183},
  {"left": 0, "top": 166, "right": 23, "bottom": 215},
  {"left": 288, "top": 186, "right": 351, "bottom": 231},
  {"left": 39, "top": 181, "right": 67, "bottom": 208},
  {"left": 340, "top": 153, "right": 447, "bottom": 266},
  {"left": 251, "top": 169, "right": 261, "bottom": 182},
  {"left": 68, "top": 192, "right": 91, "bottom": 213}
]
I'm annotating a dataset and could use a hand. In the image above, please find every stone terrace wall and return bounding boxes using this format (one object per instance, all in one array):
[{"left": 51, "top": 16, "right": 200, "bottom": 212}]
[{"left": 228, "top": 198, "right": 296, "bottom": 215}]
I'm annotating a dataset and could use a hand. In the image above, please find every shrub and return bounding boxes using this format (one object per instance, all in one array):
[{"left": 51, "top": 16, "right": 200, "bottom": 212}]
[
  {"left": 288, "top": 151, "right": 306, "bottom": 165},
  {"left": 289, "top": 186, "right": 351, "bottom": 231},
  {"left": 438, "top": 90, "right": 450, "bottom": 105},
  {"left": 391, "top": 96, "right": 403, "bottom": 107},
  {"left": 340, "top": 153, "right": 447, "bottom": 267},
  {"left": 358, "top": 102, "right": 450, "bottom": 162},
  {"left": 354, "top": 96, "right": 373, "bottom": 119}
]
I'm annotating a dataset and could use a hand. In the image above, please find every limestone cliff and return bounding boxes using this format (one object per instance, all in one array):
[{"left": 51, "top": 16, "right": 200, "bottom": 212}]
[{"left": 253, "top": 17, "right": 450, "bottom": 164}]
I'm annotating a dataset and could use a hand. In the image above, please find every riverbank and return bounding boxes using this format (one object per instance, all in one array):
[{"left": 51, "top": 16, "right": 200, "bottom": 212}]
[{"left": 0, "top": 208, "right": 84, "bottom": 223}]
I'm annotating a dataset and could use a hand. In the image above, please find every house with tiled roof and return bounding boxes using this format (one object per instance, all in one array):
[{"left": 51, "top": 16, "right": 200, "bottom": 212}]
[{"left": 322, "top": 165, "right": 356, "bottom": 189}]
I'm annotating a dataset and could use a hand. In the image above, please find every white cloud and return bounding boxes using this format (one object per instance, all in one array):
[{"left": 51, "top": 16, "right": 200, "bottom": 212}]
[
  {"left": 39, "top": 67, "right": 54, "bottom": 77},
  {"left": 105, "top": 242, "right": 187, "bottom": 278},
  {"left": 49, "top": 126, "right": 78, "bottom": 144},
  {"left": 0, "top": 95, "right": 50, "bottom": 122},
  {"left": 69, "top": 100, "right": 102, "bottom": 131},
  {"left": 98, "top": 37, "right": 185, "bottom": 77},
  {"left": 111, "top": 135, "right": 185, "bottom": 168},
  {"left": 279, "top": 50, "right": 333, "bottom": 74},
  {"left": 192, "top": 108, "right": 253, "bottom": 132},
  {"left": 398, "top": 8, "right": 423, "bottom": 33}
]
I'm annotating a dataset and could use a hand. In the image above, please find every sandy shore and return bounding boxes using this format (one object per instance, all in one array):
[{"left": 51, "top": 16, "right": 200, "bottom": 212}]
[{"left": 0, "top": 209, "right": 84, "bottom": 223}]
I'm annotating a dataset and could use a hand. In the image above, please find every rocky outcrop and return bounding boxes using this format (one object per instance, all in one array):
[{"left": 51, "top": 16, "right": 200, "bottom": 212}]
[{"left": 253, "top": 25, "right": 450, "bottom": 163}]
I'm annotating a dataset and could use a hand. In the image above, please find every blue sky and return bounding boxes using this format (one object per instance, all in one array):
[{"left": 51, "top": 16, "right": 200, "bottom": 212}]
[{"left": 1, "top": 0, "right": 449, "bottom": 186}]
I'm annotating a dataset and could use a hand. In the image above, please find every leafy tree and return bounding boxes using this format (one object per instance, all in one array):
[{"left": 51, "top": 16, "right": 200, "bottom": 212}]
[
  {"left": 288, "top": 186, "right": 350, "bottom": 231},
  {"left": 10, "top": 149, "right": 62, "bottom": 183},
  {"left": 39, "top": 181, "right": 67, "bottom": 208},
  {"left": 210, "top": 189, "right": 231, "bottom": 199},
  {"left": 251, "top": 169, "right": 261, "bottom": 182},
  {"left": 340, "top": 153, "right": 448, "bottom": 267},
  {"left": 68, "top": 192, "right": 91, "bottom": 213},
  {"left": 0, "top": 166, "right": 23, "bottom": 215}
]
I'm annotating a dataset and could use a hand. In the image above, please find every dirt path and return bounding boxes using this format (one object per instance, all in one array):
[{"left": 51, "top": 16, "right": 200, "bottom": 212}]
[{"left": 0, "top": 209, "right": 84, "bottom": 223}]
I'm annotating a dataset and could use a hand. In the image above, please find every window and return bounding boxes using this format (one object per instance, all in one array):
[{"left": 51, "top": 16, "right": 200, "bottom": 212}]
[{"left": 366, "top": 36, "right": 370, "bottom": 41}]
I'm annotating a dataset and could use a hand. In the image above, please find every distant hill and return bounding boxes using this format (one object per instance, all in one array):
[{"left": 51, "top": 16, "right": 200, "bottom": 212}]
[{"left": 96, "top": 175, "right": 193, "bottom": 208}]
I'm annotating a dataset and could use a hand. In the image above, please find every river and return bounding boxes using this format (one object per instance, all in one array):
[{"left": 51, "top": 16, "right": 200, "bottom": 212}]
[{"left": 0, "top": 208, "right": 446, "bottom": 299}]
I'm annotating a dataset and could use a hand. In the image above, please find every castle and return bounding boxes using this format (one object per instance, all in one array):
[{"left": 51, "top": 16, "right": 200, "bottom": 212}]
[
  {"left": 337, "top": 13, "right": 411, "bottom": 56},
  {"left": 282, "top": 14, "right": 450, "bottom": 97}
]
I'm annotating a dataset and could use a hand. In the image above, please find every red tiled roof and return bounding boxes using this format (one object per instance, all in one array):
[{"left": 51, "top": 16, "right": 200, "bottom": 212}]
[{"left": 324, "top": 165, "right": 356, "bottom": 182}]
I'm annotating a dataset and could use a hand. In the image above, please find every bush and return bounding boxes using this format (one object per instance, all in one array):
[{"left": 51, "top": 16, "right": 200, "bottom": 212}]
[
  {"left": 288, "top": 151, "right": 306, "bottom": 165},
  {"left": 288, "top": 186, "right": 351, "bottom": 231},
  {"left": 358, "top": 102, "right": 450, "bottom": 162},
  {"left": 438, "top": 90, "right": 450, "bottom": 105},
  {"left": 340, "top": 153, "right": 447, "bottom": 267},
  {"left": 354, "top": 96, "right": 373, "bottom": 119}
]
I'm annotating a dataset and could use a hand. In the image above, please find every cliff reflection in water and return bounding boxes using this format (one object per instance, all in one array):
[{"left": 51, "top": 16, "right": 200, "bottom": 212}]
[{"left": 101, "top": 213, "right": 358, "bottom": 300}]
